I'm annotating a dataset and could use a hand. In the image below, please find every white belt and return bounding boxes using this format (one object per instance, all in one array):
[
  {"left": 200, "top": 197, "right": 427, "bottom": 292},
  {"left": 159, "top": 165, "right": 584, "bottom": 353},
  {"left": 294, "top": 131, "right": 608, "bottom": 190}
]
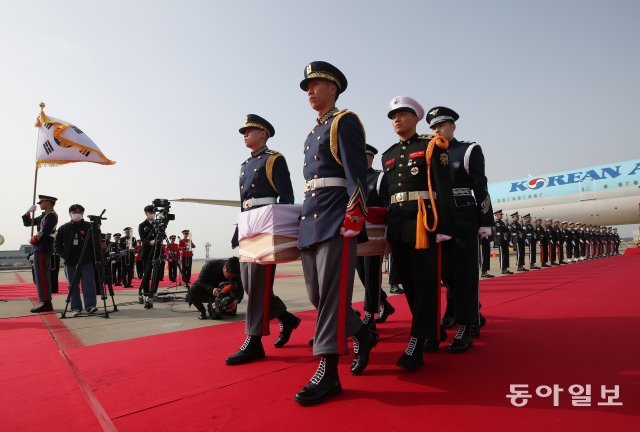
[
  {"left": 452, "top": 187, "right": 472, "bottom": 196},
  {"left": 304, "top": 177, "right": 347, "bottom": 192},
  {"left": 390, "top": 190, "right": 435, "bottom": 204},
  {"left": 242, "top": 197, "right": 277, "bottom": 209}
]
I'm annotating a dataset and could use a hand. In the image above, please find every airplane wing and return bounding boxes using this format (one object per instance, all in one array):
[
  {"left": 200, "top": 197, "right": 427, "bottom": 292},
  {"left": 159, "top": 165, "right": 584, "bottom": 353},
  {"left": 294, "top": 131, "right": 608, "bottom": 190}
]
[{"left": 171, "top": 198, "right": 240, "bottom": 207}]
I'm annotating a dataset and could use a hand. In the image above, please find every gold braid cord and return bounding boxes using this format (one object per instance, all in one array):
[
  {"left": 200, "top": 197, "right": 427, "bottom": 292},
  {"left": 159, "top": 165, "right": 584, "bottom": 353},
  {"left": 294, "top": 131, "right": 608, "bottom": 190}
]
[
  {"left": 416, "top": 135, "right": 449, "bottom": 248},
  {"left": 329, "top": 109, "right": 367, "bottom": 167},
  {"left": 265, "top": 152, "right": 282, "bottom": 192}
]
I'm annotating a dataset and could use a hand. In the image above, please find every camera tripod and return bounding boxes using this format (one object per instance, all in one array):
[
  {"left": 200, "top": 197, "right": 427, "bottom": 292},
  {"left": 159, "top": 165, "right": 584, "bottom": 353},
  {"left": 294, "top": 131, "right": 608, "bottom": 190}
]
[
  {"left": 60, "top": 210, "right": 118, "bottom": 319},
  {"left": 138, "top": 225, "right": 191, "bottom": 309}
]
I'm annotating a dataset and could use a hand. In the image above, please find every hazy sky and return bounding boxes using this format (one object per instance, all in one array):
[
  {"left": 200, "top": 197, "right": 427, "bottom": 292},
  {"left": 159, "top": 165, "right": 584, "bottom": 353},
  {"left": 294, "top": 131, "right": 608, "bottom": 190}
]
[{"left": 1, "top": 0, "right": 639, "bottom": 257}]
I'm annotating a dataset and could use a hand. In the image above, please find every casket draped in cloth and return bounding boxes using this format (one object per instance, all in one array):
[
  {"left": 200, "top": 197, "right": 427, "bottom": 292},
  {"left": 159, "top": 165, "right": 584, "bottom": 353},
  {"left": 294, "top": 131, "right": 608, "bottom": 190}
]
[
  {"left": 357, "top": 206, "right": 388, "bottom": 257},
  {"left": 237, "top": 204, "right": 302, "bottom": 264}
]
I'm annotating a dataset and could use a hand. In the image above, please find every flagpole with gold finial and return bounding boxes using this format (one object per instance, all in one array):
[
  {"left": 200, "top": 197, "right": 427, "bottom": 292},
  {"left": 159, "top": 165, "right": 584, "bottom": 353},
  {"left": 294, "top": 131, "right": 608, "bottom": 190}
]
[{"left": 29, "top": 102, "right": 46, "bottom": 236}]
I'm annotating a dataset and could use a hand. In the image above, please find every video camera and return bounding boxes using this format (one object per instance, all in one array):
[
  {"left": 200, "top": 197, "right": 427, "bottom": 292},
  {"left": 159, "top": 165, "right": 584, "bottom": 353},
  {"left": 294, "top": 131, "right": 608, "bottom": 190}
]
[
  {"left": 88, "top": 209, "right": 107, "bottom": 226},
  {"left": 152, "top": 198, "right": 175, "bottom": 225}
]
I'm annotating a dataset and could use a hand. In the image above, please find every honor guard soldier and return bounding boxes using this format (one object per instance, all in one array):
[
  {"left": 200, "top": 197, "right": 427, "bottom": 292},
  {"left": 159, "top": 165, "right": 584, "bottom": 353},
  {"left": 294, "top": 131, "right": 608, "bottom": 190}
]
[
  {"left": 134, "top": 239, "right": 144, "bottom": 278},
  {"left": 509, "top": 212, "right": 528, "bottom": 271},
  {"left": 535, "top": 217, "right": 549, "bottom": 267},
  {"left": 568, "top": 222, "right": 578, "bottom": 262},
  {"left": 225, "top": 114, "right": 301, "bottom": 366},
  {"left": 555, "top": 220, "right": 567, "bottom": 264},
  {"left": 613, "top": 228, "right": 621, "bottom": 254},
  {"left": 494, "top": 210, "right": 512, "bottom": 274},
  {"left": 480, "top": 235, "right": 494, "bottom": 278},
  {"left": 22, "top": 195, "right": 59, "bottom": 313},
  {"left": 380, "top": 97, "right": 455, "bottom": 364},
  {"left": 109, "top": 233, "right": 122, "bottom": 285},
  {"left": 546, "top": 219, "right": 557, "bottom": 264},
  {"left": 179, "top": 230, "right": 195, "bottom": 283},
  {"left": 294, "top": 61, "right": 377, "bottom": 406},
  {"left": 139, "top": 205, "right": 158, "bottom": 306},
  {"left": 355, "top": 144, "right": 395, "bottom": 329},
  {"left": 523, "top": 214, "right": 538, "bottom": 269},
  {"left": 167, "top": 235, "right": 180, "bottom": 282},
  {"left": 427, "top": 105, "right": 492, "bottom": 351},
  {"left": 563, "top": 221, "right": 574, "bottom": 262},
  {"left": 119, "top": 227, "right": 136, "bottom": 287}
]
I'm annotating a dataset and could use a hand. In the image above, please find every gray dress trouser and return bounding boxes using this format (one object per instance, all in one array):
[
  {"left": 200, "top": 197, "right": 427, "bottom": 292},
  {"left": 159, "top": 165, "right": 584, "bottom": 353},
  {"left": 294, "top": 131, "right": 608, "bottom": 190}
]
[{"left": 241, "top": 262, "right": 287, "bottom": 336}]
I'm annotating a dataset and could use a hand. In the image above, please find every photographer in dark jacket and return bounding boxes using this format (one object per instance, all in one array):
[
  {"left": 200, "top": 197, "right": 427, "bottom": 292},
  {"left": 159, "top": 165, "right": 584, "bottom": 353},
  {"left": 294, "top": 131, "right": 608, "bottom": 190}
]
[
  {"left": 54, "top": 204, "right": 98, "bottom": 317},
  {"left": 188, "top": 257, "right": 242, "bottom": 319}
]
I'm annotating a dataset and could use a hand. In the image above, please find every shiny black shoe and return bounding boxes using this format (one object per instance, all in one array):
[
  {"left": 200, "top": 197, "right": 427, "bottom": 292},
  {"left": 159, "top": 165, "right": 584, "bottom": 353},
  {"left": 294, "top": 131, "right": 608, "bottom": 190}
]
[
  {"left": 274, "top": 312, "right": 301, "bottom": 348},
  {"left": 295, "top": 355, "right": 341, "bottom": 406},
  {"left": 469, "top": 324, "right": 481, "bottom": 338},
  {"left": 441, "top": 315, "right": 456, "bottom": 329},
  {"left": 389, "top": 284, "right": 404, "bottom": 294},
  {"left": 481, "top": 272, "right": 495, "bottom": 278},
  {"left": 197, "top": 311, "right": 207, "bottom": 320},
  {"left": 502, "top": 269, "right": 514, "bottom": 275},
  {"left": 517, "top": 266, "right": 529, "bottom": 272},
  {"left": 144, "top": 297, "right": 154, "bottom": 309},
  {"left": 542, "top": 264, "right": 551, "bottom": 268},
  {"left": 424, "top": 328, "right": 447, "bottom": 353},
  {"left": 448, "top": 325, "right": 473, "bottom": 353},
  {"left": 530, "top": 265, "right": 540, "bottom": 269},
  {"left": 375, "top": 299, "right": 396, "bottom": 323},
  {"left": 351, "top": 326, "right": 378, "bottom": 375},
  {"left": 226, "top": 335, "right": 265, "bottom": 365},
  {"left": 30, "top": 301, "right": 53, "bottom": 313},
  {"left": 397, "top": 337, "right": 425, "bottom": 371},
  {"left": 480, "top": 313, "right": 487, "bottom": 327}
]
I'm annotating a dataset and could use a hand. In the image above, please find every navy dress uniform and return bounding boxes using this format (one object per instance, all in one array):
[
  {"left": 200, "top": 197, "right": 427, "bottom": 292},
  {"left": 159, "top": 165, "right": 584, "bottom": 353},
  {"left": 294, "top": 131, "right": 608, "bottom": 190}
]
[
  {"left": 493, "top": 210, "right": 512, "bottom": 274},
  {"left": 294, "top": 62, "right": 377, "bottom": 406},
  {"left": 555, "top": 220, "right": 566, "bottom": 264},
  {"left": 535, "top": 217, "right": 550, "bottom": 266},
  {"left": 355, "top": 144, "right": 393, "bottom": 328},
  {"left": 428, "top": 106, "right": 495, "bottom": 352},
  {"left": 546, "top": 218, "right": 558, "bottom": 264},
  {"left": 226, "top": 114, "right": 301, "bottom": 366},
  {"left": 509, "top": 212, "right": 528, "bottom": 271},
  {"left": 523, "top": 214, "right": 538, "bottom": 269},
  {"left": 109, "top": 233, "right": 122, "bottom": 285},
  {"left": 119, "top": 228, "right": 136, "bottom": 287},
  {"left": 563, "top": 222, "right": 573, "bottom": 261},
  {"left": 22, "top": 195, "right": 59, "bottom": 313},
  {"left": 380, "top": 97, "right": 455, "bottom": 366}
]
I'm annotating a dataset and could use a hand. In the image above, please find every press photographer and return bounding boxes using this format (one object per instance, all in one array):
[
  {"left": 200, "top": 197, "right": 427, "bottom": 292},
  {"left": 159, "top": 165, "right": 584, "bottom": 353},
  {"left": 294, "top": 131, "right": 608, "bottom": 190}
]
[
  {"left": 54, "top": 204, "right": 98, "bottom": 316},
  {"left": 187, "top": 257, "right": 242, "bottom": 319},
  {"left": 138, "top": 199, "right": 175, "bottom": 309}
]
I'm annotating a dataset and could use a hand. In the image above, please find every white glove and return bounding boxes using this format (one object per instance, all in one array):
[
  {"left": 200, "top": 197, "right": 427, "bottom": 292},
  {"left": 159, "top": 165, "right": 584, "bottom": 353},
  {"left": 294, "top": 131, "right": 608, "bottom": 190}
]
[
  {"left": 27, "top": 205, "right": 37, "bottom": 213},
  {"left": 478, "top": 227, "right": 492, "bottom": 239},
  {"left": 436, "top": 234, "right": 452, "bottom": 243},
  {"left": 340, "top": 227, "right": 360, "bottom": 238},
  {"left": 150, "top": 240, "right": 156, "bottom": 245}
]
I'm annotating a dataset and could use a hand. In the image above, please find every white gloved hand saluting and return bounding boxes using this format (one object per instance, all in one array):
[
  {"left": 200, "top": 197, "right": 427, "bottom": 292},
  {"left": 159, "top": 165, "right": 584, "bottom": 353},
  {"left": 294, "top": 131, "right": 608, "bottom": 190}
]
[
  {"left": 436, "top": 234, "right": 452, "bottom": 243},
  {"left": 27, "top": 205, "right": 37, "bottom": 213},
  {"left": 340, "top": 227, "right": 360, "bottom": 238},
  {"left": 478, "top": 227, "right": 492, "bottom": 239}
]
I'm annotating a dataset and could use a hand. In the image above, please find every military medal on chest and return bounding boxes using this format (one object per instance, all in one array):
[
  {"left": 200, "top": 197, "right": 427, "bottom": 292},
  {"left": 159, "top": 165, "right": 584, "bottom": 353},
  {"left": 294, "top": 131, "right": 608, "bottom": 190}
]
[{"left": 411, "top": 166, "right": 419, "bottom": 175}]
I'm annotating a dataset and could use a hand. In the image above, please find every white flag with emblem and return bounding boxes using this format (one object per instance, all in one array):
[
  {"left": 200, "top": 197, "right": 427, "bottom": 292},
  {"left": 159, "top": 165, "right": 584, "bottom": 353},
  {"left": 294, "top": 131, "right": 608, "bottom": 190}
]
[{"left": 34, "top": 104, "right": 115, "bottom": 167}]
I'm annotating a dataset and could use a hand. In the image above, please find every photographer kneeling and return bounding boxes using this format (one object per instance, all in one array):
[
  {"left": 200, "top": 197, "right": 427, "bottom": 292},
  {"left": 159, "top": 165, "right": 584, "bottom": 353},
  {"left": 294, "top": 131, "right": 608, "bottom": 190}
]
[
  {"left": 54, "top": 204, "right": 98, "bottom": 317},
  {"left": 188, "top": 257, "right": 242, "bottom": 320}
]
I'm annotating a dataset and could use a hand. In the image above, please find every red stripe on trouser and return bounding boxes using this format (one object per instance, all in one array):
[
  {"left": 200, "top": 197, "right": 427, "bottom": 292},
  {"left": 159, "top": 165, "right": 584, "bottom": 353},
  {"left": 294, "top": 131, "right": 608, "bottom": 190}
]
[
  {"left": 38, "top": 252, "right": 50, "bottom": 301},
  {"left": 436, "top": 243, "right": 442, "bottom": 340},
  {"left": 261, "top": 265, "right": 273, "bottom": 335},
  {"left": 337, "top": 237, "right": 350, "bottom": 355}
]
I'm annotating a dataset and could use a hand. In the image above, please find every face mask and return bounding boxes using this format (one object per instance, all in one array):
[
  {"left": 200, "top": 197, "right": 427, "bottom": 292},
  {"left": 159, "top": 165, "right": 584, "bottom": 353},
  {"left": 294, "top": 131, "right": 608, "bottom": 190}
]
[
  {"left": 146, "top": 213, "right": 155, "bottom": 221},
  {"left": 70, "top": 213, "right": 83, "bottom": 222}
]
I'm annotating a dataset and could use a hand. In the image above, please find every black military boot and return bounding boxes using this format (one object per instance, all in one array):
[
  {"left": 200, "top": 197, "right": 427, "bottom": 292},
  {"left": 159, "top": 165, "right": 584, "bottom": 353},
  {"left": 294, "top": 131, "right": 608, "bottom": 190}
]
[
  {"left": 469, "top": 324, "right": 481, "bottom": 338},
  {"left": 502, "top": 269, "right": 514, "bottom": 274},
  {"left": 389, "top": 284, "right": 404, "bottom": 294},
  {"left": 481, "top": 272, "right": 495, "bottom": 278},
  {"left": 274, "top": 311, "right": 301, "bottom": 348},
  {"left": 424, "top": 328, "right": 447, "bottom": 353},
  {"left": 441, "top": 315, "right": 455, "bottom": 329},
  {"left": 295, "top": 355, "right": 341, "bottom": 406},
  {"left": 397, "top": 337, "right": 425, "bottom": 371},
  {"left": 350, "top": 325, "right": 378, "bottom": 375},
  {"left": 517, "top": 266, "right": 529, "bottom": 272},
  {"left": 361, "top": 311, "right": 377, "bottom": 331},
  {"left": 30, "top": 301, "right": 53, "bottom": 313},
  {"left": 375, "top": 298, "right": 396, "bottom": 323},
  {"left": 448, "top": 324, "right": 473, "bottom": 353},
  {"left": 144, "top": 296, "right": 154, "bottom": 309},
  {"left": 225, "top": 335, "right": 265, "bottom": 365}
]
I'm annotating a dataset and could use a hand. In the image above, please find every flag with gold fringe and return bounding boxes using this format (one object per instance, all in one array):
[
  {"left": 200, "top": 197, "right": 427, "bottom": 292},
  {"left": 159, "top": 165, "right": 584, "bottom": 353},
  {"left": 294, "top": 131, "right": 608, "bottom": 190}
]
[{"left": 34, "top": 103, "right": 115, "bottom": 167}]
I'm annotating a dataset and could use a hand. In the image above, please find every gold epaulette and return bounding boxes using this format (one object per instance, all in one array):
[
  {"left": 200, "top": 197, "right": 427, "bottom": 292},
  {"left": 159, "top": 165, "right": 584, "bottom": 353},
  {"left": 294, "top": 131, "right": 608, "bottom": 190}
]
[
  {"left": 266, "top": 151, "right": 283, "bottom": 192},
  {"left": 418, "top": 134, "right": 435, "bottom": 140},
  {"left": 329, "top": 109, "right": 366, "bottom": 167}
]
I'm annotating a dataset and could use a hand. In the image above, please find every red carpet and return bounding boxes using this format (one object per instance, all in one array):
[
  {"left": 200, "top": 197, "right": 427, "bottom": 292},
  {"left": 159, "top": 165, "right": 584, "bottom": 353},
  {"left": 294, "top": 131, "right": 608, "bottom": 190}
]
[{"left": 1, "top": 257, "right": 639, "bottom": 431}]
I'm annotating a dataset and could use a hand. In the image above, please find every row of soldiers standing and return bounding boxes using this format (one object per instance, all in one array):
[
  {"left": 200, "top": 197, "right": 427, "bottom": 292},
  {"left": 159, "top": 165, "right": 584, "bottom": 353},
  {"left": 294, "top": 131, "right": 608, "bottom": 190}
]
[{"left": 491, "top": 211, "right": 621, "bottom": 275}]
